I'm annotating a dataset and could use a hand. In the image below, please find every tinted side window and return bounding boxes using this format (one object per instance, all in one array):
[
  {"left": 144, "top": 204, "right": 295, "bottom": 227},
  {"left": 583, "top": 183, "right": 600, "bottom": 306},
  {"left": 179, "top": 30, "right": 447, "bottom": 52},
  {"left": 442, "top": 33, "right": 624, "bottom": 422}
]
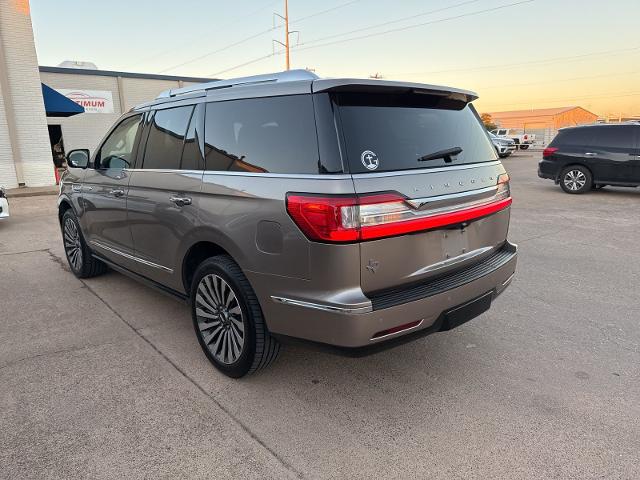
[
  {"left": 143, "top": 105, "right": 194, "bottom": 170},
  {"left": 181, "top": 103, "right": 204, "bottom": 170},
  {"left": 204, "top": 95, "right": 319, "bottom": 174},
  {"left": 592, "top": 126, "right": 636, "bottom": 150},
  {"left": 552, "top": 128, "right": 592, "bottom": 147},
  {"left": 97, "top": 114, "right": 142, "bottom": 169}
]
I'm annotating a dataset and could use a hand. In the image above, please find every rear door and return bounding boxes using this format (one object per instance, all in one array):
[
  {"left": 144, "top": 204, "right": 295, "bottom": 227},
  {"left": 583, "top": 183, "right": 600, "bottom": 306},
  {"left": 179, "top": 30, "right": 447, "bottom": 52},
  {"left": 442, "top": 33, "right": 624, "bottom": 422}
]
[
  {"left": 334, "top": 92, "right": 510, "bottom": 294},
  {"left": 126, "top": 103, "right": 204, "bottom": 290}
]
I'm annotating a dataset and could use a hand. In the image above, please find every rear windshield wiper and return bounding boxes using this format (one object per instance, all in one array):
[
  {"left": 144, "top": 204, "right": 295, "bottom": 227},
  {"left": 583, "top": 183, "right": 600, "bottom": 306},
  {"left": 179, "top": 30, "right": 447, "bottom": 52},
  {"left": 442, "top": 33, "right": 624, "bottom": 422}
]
[{"left": 418, "top": 146, "right": 463, "bottom": 163}]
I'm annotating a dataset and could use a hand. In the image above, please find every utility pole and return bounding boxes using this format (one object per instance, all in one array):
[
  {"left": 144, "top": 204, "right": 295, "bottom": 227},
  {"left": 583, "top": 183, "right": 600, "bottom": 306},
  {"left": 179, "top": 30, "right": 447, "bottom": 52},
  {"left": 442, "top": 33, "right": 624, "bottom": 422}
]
[{"left": 274, "top": 0, "right": 298, "bottom": 70}]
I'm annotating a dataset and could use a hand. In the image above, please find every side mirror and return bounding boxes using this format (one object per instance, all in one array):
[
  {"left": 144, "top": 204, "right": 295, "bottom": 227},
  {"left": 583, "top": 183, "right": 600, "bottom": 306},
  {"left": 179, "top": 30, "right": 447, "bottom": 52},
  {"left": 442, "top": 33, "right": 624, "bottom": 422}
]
[{"left": 66, "top": 149, "right": 90, "bottom": 169}]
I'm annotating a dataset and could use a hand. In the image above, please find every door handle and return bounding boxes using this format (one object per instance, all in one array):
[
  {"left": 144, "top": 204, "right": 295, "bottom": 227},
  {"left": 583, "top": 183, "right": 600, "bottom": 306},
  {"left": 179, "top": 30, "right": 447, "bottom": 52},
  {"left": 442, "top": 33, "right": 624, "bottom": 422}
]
[
  {"left": 169, "top": 196, "right": 192, "bottom": 207},
  {"left": 109, "top": 189, "right": 125, "bottom": 197},
  {"left": 584, "top": 152, "right": 597, "bottom": 157}
]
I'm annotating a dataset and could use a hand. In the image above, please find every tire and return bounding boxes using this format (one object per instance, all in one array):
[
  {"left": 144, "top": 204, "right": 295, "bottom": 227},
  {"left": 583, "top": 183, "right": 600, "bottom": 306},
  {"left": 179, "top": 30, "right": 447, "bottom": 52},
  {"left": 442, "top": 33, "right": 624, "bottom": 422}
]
[
  {"left": 61, "top": 210, "right": 108, "bottom": 278},
  {"left": 519, "top": 144, "right": 529, "bottom": 150},
  {"left": 560, "top": 165, "right": 592, "bottom": 194},
  {"left": 190, "top": 255, "right": 280, "bottom": 378},
  {"left": 498, "top": 153, "right": 510, "bottom": 158}
]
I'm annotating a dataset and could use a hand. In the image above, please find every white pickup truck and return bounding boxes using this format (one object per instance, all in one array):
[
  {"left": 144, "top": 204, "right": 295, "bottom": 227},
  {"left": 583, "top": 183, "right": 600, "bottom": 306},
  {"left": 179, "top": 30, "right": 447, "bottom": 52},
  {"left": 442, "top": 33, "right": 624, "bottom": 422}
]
[{"left": 491, "top": 128, "right": 536, "bottom": 150}]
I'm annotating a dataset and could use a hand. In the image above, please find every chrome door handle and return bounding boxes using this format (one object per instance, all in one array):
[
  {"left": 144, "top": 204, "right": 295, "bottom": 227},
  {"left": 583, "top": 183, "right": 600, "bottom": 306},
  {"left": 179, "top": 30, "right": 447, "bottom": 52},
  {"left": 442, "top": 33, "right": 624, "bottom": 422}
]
[
  {"left": 584, "top": 152, "right": 597, "bottom": 157},
  {"left": 109, "top": 189, "right": 125, "bottom": 197},
  {"left": 169, "top": 196, "right": 192, "bottom": 207}
]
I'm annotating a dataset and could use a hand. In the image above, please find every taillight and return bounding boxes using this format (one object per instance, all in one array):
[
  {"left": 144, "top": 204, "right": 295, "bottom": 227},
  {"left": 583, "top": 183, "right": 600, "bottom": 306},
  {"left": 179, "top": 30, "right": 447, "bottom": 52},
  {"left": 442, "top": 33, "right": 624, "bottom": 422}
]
[
  {"left": 542, "top": 147, "right": 558, "bottom": 158},
  {"left": 287, "top": 175, "right": 512, "bottom": 243}
]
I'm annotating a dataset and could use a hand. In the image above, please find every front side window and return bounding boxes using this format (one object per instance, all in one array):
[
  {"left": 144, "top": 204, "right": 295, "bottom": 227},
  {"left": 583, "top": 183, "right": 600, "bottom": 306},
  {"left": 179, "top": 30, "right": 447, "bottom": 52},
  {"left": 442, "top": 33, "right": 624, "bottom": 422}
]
[
  {"left": 335, "top": 93, "right": 497, "bottom": 173},
  {"left": 96, "top": 114, "right": 142, "bottom": 169},
  {"left": 204, "top": 95, "right": 320, "bottom": 174},
  {"left": 143, "top": 105, "right": 194, "bottom": 170}
]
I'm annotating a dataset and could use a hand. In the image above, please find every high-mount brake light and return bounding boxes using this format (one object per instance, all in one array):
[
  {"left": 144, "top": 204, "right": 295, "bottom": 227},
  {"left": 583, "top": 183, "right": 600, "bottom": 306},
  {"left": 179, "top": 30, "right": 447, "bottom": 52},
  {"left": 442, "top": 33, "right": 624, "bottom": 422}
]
[{"left": 286, "top": 177, "right": 512, "bottom": 243}]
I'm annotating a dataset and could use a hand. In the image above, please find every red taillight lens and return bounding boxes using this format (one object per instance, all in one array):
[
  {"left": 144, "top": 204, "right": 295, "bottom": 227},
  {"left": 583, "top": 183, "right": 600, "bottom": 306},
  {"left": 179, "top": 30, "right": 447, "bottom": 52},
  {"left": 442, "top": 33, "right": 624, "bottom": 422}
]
[
  {"left": 542, "top": 147, "right": 558, "bottom": 158},
  {"left": 285, "top": 195, "right": 360, "bottom": 242},
  {"left": 286, "top": 179, "right": 512, "bottom": 244}
]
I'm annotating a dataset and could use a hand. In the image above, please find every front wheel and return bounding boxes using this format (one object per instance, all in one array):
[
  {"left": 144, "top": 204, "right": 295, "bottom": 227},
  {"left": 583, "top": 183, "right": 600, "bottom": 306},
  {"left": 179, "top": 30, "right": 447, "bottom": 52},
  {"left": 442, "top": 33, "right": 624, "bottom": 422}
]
[
  {"left": 560, "top": 166, "right": 592, "bottom": 194},
  {"left": 498, "top": 153, "right": 511, "bottom": 158},
  {"left": 61, "top": 210, "right": 107, "bottom": 278},
  {"left": 190, "top": 255, "right": 280, "bottom": 378}
]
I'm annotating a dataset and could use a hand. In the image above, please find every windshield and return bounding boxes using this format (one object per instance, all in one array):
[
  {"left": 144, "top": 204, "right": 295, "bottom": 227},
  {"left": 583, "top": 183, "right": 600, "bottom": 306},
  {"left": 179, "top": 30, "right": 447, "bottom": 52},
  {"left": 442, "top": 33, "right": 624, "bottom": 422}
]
[{"left": 335, "top": 92, "right": 498, "bottom": 173}]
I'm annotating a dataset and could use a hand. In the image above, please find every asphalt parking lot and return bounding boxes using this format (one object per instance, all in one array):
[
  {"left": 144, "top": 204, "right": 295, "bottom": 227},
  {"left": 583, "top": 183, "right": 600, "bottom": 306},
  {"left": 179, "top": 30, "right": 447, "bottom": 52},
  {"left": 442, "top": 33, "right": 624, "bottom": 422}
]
[{"left": 1, "top": 151, "right": 639, "bottom": 479}]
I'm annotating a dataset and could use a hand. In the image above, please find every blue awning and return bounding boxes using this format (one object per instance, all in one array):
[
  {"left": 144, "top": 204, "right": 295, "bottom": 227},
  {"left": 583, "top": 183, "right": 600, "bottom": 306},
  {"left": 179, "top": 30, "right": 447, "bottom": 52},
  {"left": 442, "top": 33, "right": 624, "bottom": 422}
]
[{"left": 41, "top": 83, "right": 85, "bottom": 117}]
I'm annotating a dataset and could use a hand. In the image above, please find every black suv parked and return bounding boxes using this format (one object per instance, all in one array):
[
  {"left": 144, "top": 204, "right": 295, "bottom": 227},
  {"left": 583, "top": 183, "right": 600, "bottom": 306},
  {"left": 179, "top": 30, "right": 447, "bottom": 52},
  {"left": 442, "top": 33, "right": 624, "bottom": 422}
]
[{"left": 538, "top": 123, "right": 640, "bottom": 193}]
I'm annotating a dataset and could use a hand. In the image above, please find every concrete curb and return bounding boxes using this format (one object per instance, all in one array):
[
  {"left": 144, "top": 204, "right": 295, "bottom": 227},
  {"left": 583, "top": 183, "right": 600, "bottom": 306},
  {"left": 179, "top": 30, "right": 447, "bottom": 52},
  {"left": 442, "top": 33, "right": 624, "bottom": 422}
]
[{"left": 5, "top": 186, "right": 58, "bottom": 198}]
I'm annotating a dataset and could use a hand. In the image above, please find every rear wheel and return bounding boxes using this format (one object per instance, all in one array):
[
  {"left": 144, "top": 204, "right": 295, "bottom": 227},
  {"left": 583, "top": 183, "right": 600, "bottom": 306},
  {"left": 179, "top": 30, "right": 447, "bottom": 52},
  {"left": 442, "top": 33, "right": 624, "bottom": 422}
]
[
  {"left": 61, "top": 210, "right": 107, "bottom": 278},
  {"left": 560, "top": 166, "right": 592, "bottom": 194},
  {"left": 190, "top": 255, "right": 280, "bottom": 378},
  {"left": 519, "top": 144, "right": 529, "bottom": 150}
]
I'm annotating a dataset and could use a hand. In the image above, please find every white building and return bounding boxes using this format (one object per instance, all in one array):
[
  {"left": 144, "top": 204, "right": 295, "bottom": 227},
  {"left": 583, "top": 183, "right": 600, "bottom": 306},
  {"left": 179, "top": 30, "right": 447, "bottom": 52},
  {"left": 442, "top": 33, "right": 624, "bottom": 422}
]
[{"left": 0, "top": 0, "right": 212, "bottom": 189}]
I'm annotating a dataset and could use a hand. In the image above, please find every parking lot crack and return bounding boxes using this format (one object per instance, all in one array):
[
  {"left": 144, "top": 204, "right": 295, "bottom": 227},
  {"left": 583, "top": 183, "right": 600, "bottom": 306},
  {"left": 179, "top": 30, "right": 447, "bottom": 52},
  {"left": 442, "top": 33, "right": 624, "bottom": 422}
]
[
  {"left": 0, "top": 341, "right": 116, "bottom": 371},
  {"left": 76, "top": 272, "right": 303, "bottom": 479}
]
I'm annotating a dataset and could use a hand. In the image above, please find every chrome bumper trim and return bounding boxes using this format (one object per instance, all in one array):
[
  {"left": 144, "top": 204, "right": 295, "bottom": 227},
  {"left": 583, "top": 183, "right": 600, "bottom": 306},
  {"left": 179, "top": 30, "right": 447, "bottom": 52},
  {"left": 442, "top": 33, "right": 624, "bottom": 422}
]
[{"left": 271, "top": 296, "right": 373, "bottom": 315}]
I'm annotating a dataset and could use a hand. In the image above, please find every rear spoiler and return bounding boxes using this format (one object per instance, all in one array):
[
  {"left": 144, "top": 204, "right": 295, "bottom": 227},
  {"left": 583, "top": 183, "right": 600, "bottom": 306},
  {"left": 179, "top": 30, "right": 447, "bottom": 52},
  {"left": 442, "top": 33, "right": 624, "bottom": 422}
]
[{"left": 312, "top": 78, "right": 478, "bottom": 107}]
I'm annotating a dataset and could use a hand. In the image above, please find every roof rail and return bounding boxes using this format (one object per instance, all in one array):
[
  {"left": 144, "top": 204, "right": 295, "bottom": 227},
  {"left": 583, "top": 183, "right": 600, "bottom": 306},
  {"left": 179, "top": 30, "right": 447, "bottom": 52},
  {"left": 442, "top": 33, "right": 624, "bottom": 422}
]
[{"left": 156, "top": 69, "right": 319, "bottom": 99}]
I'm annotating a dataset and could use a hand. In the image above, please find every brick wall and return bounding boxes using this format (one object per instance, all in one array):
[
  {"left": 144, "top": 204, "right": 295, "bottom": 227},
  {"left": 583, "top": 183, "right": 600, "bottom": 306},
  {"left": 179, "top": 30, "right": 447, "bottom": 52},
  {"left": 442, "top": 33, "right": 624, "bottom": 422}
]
[{"left": 0, "top": 0, "right": 55, "bottom": 187}]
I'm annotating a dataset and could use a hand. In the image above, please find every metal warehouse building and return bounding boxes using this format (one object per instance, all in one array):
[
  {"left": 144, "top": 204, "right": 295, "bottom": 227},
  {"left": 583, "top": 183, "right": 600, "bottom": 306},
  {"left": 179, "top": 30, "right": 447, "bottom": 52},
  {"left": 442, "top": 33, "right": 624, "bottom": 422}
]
[{"left": 487, "top": 106, "right": 599, "bottom": 145}]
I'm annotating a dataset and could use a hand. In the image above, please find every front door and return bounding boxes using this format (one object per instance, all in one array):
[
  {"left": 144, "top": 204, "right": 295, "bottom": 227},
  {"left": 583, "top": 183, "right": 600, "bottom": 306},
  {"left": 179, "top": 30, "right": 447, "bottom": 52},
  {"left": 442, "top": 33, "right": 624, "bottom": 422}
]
[
  {"left": 82, "top": 114, "right": 143, "bottom": 267},
  {"left": 126, "top": 103, "right": 204, "bottom": 292}
]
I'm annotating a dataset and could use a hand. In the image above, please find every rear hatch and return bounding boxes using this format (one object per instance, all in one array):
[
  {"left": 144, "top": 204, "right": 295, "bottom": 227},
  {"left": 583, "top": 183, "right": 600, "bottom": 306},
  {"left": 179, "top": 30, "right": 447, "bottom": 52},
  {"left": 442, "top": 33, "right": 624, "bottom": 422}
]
[{"left": 331, "top": 89, "right": 511, "bottom": 295}]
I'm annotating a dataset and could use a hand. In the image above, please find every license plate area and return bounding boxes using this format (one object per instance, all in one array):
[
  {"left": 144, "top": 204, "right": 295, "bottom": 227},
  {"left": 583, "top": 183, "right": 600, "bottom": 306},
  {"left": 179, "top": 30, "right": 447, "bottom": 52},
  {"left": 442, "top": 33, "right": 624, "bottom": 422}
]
[
  {"left": 441, "top": 291, "right": 493, "bottom": 331},
  {"left": 440, "top": 226, "right": 470, "bottom": 261}
]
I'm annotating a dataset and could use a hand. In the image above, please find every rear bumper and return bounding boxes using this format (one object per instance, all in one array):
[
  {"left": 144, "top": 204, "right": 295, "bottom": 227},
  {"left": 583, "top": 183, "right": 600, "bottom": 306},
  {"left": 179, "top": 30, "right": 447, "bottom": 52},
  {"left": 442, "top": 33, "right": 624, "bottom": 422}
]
[
  {"left": 538, "top": 160, "right": 560, "bottom": 181},
  {"left": 255, "top": 241, "right": 517, "bottom": 349}
]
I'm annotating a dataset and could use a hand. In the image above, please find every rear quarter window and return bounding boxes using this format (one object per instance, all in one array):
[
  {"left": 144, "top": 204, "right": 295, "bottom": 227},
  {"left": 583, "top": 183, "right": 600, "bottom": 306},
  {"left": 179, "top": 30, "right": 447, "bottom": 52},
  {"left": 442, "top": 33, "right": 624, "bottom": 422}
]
[
  {"left": 203, "top": 95, "right": 320, "bottom": 174},
  {"left": 335, "top": 93, "right": 497, "bottom": 173}
]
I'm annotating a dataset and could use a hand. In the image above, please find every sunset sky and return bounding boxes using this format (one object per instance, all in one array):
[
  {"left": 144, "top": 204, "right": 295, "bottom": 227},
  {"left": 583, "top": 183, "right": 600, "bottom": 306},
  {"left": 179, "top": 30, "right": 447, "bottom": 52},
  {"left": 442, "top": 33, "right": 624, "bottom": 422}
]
[{"left": 30, "top": 0, "right": 639, "bottom": 117}]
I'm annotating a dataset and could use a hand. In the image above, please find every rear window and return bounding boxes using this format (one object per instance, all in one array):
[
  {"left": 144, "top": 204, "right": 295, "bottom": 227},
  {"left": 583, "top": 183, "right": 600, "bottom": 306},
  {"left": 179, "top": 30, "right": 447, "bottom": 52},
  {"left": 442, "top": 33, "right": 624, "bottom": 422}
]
[
  {"left": 335, "top": 93, "right": 497, "bottom": 173},
  {"left": 204, "top": 95, "right": 320, "bottom": 174}
]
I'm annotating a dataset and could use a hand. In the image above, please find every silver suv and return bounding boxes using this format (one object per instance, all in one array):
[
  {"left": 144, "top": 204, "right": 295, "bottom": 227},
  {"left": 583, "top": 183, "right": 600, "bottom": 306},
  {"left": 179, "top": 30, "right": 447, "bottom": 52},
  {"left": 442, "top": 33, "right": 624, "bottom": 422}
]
[{"left": 58, "top": 70, "right": 517, "bottom": 378}]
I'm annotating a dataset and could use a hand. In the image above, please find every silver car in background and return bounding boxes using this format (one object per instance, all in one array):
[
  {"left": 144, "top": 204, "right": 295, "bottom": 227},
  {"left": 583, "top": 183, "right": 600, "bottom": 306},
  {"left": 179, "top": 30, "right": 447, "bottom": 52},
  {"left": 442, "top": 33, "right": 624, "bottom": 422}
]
[
  {"left": 489, "top": 131, "right": 517, "bottom": 158},
  {"left": 58, "top": 71, "right": 517, "bottom": 378}
]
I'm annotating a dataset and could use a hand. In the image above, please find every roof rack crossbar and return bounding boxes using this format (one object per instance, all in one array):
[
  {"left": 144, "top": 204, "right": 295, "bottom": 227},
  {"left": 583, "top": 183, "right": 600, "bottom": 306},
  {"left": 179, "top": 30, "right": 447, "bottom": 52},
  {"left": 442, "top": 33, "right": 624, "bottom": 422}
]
[{"left": 156, "top": 69, "right": 319, "bottom": 99}]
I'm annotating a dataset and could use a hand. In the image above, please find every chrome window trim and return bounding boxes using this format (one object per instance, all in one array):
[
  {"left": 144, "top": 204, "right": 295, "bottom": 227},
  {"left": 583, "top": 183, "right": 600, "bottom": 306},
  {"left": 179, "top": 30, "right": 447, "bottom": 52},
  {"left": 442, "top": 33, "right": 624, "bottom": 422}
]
[
  {"left": 350, "top": 160, "right": 502, "bottom": 179},
  {"left": 121, "top": 160, "right": 501, "bottom": 179},
  {"left": 90, "top": 240, "right": 174, "bottom": 273},
  {"left": 271, "top": 296, "right": 373, "bottom": 315}
]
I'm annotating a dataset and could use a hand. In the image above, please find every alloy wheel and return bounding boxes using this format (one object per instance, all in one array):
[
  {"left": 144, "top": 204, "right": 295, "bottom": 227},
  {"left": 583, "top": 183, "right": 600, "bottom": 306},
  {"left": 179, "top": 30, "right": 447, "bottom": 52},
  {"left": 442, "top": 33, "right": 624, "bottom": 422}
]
[
  {"left": 195, "top": 274, "right": 245, "bottom": 364},
  {"left": 63, "top": 217, "right": 83, "bottom": 272},
  {"left": 564, "top": 170, "right": 586, "bottom": 191}
]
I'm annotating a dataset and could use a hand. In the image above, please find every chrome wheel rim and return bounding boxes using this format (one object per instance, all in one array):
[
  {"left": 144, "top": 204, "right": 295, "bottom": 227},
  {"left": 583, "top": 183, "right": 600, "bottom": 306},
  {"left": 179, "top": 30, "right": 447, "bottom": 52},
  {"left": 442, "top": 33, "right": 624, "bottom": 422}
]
[
  {"left": 195, "top": 274, "right": 245, "bottom": 365},
  {"left": 63, "top": 218, "right": 83, "bottom": 271},
  {"left": 564, "top": 170, "right": 586, "bottom": 191}
]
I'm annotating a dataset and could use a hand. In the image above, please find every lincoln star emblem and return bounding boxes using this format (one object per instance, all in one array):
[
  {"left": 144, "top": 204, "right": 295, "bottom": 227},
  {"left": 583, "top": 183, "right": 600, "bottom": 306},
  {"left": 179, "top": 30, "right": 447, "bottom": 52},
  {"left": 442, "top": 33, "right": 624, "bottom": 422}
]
[{"left": 366, "top": 259, "right": 380, "bottom": 273}]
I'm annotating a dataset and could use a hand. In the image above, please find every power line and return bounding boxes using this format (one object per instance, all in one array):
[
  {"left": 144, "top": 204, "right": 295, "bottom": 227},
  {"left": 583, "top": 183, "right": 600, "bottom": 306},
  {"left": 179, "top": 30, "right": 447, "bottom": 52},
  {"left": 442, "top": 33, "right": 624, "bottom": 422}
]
[
  {"left": 484, "top": 90, "right": 640, "bottom": 110},
  {"left": 290, "top": 0, "right": 361, "bottom": 24},
  {"left": 292, "top": 0, "right": 535, "bottom": 53},
  {"left": 477, "top": 69, "right": 640, "bottom": 91},
  {"left": 210, "top": 52, "right": 282, "bottom": 77},
  {"left": 299, "top": 0, "right": 484, "bottom": 46},
  {"left": 211, "top": 0, "right": 534, "bottom": 78},
  {"left": 125, "top": 0, "right": 281, "bottom": 69},
  {"left": 159, "top": 27, "right": 279, "bottom": 73},
  {"left": 395, "top": 45, "right": 640, "bottom": 76}
]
